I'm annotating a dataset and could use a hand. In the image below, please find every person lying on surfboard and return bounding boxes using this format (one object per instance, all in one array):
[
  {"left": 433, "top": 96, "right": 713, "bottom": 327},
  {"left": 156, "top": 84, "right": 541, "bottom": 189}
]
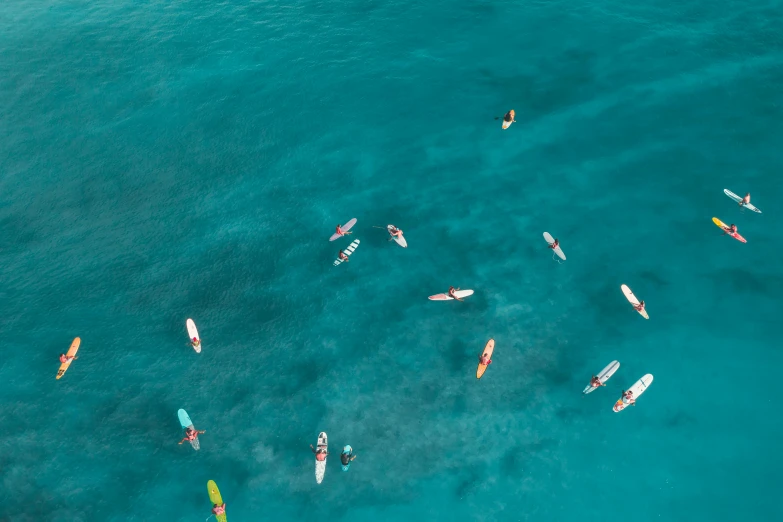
[
  {"left": 448, "top": 286, "right": 464, "bottom": 302},
  {"left": 335, "top": 224, "right": 351, "bottom": 237},
  {"left": 622, "top": 390, "right": 636, "bottom": 405},
  {"left": 178, "top": 427, "right": 206, "bottom": 444},
  {"left": 548, "top": 238, "right": 560, "bottom": 250},
  {"left": 634, "top": 300, "right": 645, "bottom": 313},
  {"left": 479, "top": 353, "right": 492, "bottom": 366},
  {"left": 212, "top": 503, "right": 226, "bottom": 516},
  {"left": 590, "top": 376, "right": 604, "bottom": 388},
  {"left": 59, "top": 354, "right": 76, "bottom": 364},
  {"left": 310, "top": 444, "right": 329, "bottom": 461},
  {"left": 503, "top": 110, "right": 515, "bottom": 125},
  {"left": 338, "top": 250, "right": 349, "bottom": 262},
  {"left": 741, "top": 193, "right": 751, "bottom": 206},
  {"left": 191, "top": 337, "right": 201, "bottom": 348}
]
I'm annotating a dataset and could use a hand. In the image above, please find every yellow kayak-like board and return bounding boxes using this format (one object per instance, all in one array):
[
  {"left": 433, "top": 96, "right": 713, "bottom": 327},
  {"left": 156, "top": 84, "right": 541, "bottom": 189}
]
[
  {"left": 207, "top": 480, "right": 227, "bottom": 522},
  {"left": 476, "top": 339, "right": 495, "bottom": 379},
  {"left": 56, "top": 337, "right": 81, "bottom": 380}
]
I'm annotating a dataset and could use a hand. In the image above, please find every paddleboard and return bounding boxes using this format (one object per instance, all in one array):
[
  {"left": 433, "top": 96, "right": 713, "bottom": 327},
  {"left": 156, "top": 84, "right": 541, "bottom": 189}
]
[
  {"left": 712, "top": 217, "right": 747, "bottom": 243},
  {"left": 582, "top": 360, "right": 620, "bottom": 394},
  {"left": 186, "top": 319, "right": 201, "bottom": 353},
  {"left": 543, "top": 232, "right": 566, "bottom": 261},
  {"left": 724, "top": 189, "right": 761, "bottom": 213},
  {"left": 620, "top": 284, "right": 649, "bottom": 319},
  {"left": 333, "top": 239, "right": 360, "bottom": 266},
  {"left": 428, "top": 289, "right": 475, "bottom": 301},
  {"left": 613, "top": 374, "right": 653, "bottom": 412},
  {"left": 178, "top": 409, "right": 200, "bottom": 451},
  {"left": 207, "top": 480, "right": 227, "bottom": 522},
  {"left": 476, "top": 339, "right": 495, "bottom": 379},
  {"left": 315, "top": 432, "right": 328, "bottom": 484},
  {"left": 341, "top": 445, "right": 354, "bottom": 472},
  {"left": 56, "top": 337, "right": 81, "bottom": 380},
  {"left": 502, "top": 109, "right": 515, "bottom": 129},
  {"left": 387, "top": 225, "right": 408, "bottom": 248},
  {"left": 329, "top": 218, "right": 357, "bottom": 241}
]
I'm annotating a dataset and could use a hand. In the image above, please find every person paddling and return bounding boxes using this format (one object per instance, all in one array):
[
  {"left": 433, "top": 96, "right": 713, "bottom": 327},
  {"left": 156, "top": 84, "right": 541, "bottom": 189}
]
[
  {"left": 310, "top": 444, "right": 329, "bottom": 461},
  {"left": 740, "top": 193, "right": 751, "bottom": 207},
  {"left": 338, "top": 250, "right": 349, "bottom": 262},
  {"left": 59, "top": 353, "right": 76, "bottom": 364},
  {"left": 634, "top": 300, "right": 645, "bottom": 313},
  {"left": 590, "top": 375, "right": 604, "bottom": 388},
  {"left": 212, "top": 503, "right": 226, "bottom": 516},
  {"left": 178, "top": 426, "right": 206, "bottom": 445},
  {"left": 191, "top": 337, "right": 201, "bottom": 349},
  {"left": 503, "top": 110, "right": 516, "bottom": 126},
  {"left": 479, "top": 353, "right": 492, "bottom": 366},
  {"left": 340, "top": 447, "right": 357, "bottom": 466},
  {"left": 548, "top": 238, "right": 560, "bottom": 250},
  {"left": 389, "top": 226, "right": 403, "bottom": 239},
  {"left": 447, "top": 286, "right": 464, "bottom": 302}
]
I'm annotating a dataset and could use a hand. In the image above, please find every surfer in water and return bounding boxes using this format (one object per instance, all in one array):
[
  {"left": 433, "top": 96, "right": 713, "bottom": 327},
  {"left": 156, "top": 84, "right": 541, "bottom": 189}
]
[
  {"left": 634, "top": 300, "right": 646, "bottom": 313},
  {"left": 724, "top": 223, "right": 738, "bottom": 235},
  {"left": 389, "top": 226, "right": 403, "bottom": 238},
  {"left": 178, "top": 427, "right": 206, "bottom": 445},
  {"left": 191, "top": 337, "right": 200, "bottom": 349},
  {"left": 341, "top": 448, "right": 357, "bottom": 466},
  {"left": 622, "top": 390, "right": 636, "bottom": 405},
  {"left": 338, "top": 250, "right": 349, "bottom": 262},
  {"left": 548, "top": 238, "right": 560, "bottom": 250},
  {"left": 310, "top": 444, "right": 329, "bottom": 461},
  {"left": 448, "top": 286, "right": 464, "bottom": 302},
  {"left": 479, "top": 353, "right": 492, "bottom": 366},
  {"left": 59, "top": 353, "right": 76, "bottom": 364},
  {"left": 590, "top": 376, "right": 604, "bottom": 388},
  {"left": 335, "top": 224, "right": 351, "bottom": 237},
  {"left": 740, "top": 193, "right": 751, "bottom": 207},
  {"left": 502, "top": 110, "right": 516, "bottom": 126},
  {"left": 212, "top": 503, "right": 226, "bottom": 516}
]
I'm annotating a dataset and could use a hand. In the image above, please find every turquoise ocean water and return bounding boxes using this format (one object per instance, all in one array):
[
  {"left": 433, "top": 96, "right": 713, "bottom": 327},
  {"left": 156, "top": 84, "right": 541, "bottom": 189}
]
[{"left": 1, "top": 1, "right": 782, "bottom": 520}]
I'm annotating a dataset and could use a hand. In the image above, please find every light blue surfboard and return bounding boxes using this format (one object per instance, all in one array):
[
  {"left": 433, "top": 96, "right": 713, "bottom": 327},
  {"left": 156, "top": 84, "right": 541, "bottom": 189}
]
[{"left": 177, "top": 409, "right": 200, "bottom": 450}]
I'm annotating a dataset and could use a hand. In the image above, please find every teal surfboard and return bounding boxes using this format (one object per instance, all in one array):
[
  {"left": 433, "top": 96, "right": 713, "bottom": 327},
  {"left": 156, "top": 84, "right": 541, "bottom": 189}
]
[{"left": 178, "top": 409, "right": 200, "bottom": 451}]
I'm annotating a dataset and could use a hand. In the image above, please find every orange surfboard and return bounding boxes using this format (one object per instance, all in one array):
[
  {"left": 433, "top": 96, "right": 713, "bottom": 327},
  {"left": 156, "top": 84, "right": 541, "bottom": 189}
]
[
  {"left": 56, "top": 337, "right": 81, "bottom": 380},
  {"left": 476, "top": 339, "right": 495, "bottom": 379}
]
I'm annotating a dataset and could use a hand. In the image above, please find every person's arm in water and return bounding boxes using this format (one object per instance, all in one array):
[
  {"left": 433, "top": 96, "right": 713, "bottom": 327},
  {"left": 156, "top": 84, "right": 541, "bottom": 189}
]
[
  {"left": 310, "top": 444, "right": 317, "bottom": 454},
  {"left": 178, "top": 437, "right": 189, "bottom": 444}
]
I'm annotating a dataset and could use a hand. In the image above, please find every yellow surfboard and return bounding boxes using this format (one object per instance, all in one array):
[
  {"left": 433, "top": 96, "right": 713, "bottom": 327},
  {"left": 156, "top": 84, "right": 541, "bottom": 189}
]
[
  {"left": 56, "top": 337, "right": 80, "bottom": 380},
  {"left": 712, "top": 217, "right": 727, "bottom": 229},
  {"left": 476, "top": 339, "right": 495, "bottom": 379},
  {"left": 207, "top": 480, "right": 227, "bottom": 522}
]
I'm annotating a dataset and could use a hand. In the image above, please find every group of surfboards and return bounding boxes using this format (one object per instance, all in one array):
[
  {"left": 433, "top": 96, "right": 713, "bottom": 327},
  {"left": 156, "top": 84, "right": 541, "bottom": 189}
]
[
  {"left": 328, "top": 179, "right": 763, "bottom": 416},
  {"left": 51, "top": 134, "right": 762, "bottom": 509}
]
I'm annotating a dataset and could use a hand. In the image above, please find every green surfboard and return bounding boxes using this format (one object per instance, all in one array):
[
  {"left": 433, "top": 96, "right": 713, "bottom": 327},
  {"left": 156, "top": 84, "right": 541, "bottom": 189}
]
[{"left": 207, "top": 480, "right": 227, "bottom": 522}]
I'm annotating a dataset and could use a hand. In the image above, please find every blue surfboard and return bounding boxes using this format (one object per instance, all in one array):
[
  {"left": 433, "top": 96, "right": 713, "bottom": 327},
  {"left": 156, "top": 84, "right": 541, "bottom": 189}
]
[{"left": 177, "top": 409, "right": 200, "bottom": 450}]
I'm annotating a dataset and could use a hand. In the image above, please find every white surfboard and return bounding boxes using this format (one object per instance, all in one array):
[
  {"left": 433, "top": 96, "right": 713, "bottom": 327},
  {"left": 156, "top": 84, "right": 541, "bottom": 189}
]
[
  {"left": 724, "top": 189, "right": 761, "bottom": 213},
  {"left": 543, "top": 232, "right": 566, "bottom": 261},
  {"left": 186, "top": 319, "right": 201, "bottom": 353},
  {"left": 620, "top": 284, "right": 649, "bottom": 319},
  {"left": 583, "top": 360, "right": 620, "bottom": 394},
  {"left": 613, "top": 374, "right": 653, "bottom": 412},
  {"left": 333, "top": 239, "right": 360, "bottom": 266},
  {"left": 315, "top": 432, "right": 328, "bottom": 484},
  {"left": 428, "top": 289, "right": 474, "bottom": 301},
  {"left": 387, "top": 225, "right": 408, "bottom": 248},
  {"left": 330, "top": 218, "right": 357, "bottom": 241}
]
